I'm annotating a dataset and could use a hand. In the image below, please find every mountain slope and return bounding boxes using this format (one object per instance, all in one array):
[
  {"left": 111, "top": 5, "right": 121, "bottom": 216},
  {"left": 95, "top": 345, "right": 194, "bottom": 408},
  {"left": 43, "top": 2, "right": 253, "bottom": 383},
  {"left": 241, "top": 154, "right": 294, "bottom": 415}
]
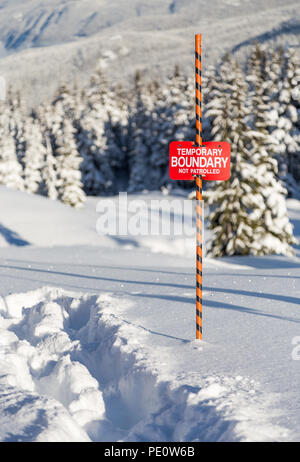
[{"left": 0, "top": 0, "right": 299, "bottom": 106}]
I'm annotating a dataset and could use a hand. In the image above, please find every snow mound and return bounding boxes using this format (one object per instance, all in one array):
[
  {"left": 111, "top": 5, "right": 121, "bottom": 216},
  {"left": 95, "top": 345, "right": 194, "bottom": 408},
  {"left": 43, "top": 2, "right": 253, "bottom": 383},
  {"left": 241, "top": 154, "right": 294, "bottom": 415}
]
[{"left": 0, "top": 287, "right": 289, "bottom": 442}]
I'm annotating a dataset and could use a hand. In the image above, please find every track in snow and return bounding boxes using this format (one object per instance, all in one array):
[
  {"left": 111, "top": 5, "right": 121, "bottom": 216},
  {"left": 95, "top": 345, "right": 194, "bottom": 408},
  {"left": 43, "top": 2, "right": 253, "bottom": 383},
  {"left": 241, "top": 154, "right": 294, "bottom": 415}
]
[{"left": 0, "top": 287, "right": 289, "bottom": 442}]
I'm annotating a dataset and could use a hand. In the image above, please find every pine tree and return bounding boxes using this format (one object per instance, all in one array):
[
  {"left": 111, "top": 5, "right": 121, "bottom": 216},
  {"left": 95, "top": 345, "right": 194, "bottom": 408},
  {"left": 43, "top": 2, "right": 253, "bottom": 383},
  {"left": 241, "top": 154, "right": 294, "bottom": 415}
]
[
  {"left": 0, "top": 101, "right": 24, "bottom": 191},
  {"left": 206, "top": 54, "right": 297, "bottom": 257},
  {"left": 23, "top": 118, "right": 46, "bottom": 193},
  {"left": 146, "top": 79, "right": 167, "bottom": 188},
  {"left": 55, "top": 117, "right": 85, "bottom": 208},
  {"left": 150, "top": 67, "right": 194, "bottom": 189},
  {"left": 78, "top": 68, "right": 118, "bottom": 194},
  {"left": 37, "top": 103, "right": 59, "bottom": 200},
  {"left": 278, "top": 50, "right": 300, "bottom": 185},
  {"left": 101, "top": 78, "right": 127, "bottom": 173},
  {"left": 202, "top": 65, "right": 215, "bottom": 141},
  {"left": 247, "top": 43, "right": 278, "bottom": 163},
  {"left": 43, "top": 134, "right": 58, "bottom": 201},
  {"left": 263, "top": 47, "right": 300, "bottom": 193},
  {"left": 206, "top": 56, "right": 254, "bottom": 256},
  {"left": 6, "top": 89, "right": 27, "bottom": 171},
  {"left": 76, "top": 80, "right": 114, "bottom": 195},
  {"left": 246, "top": 45, "right": 297, "bottom": 255},
  {"left": 127, "top": 71, "right": 154, "bottom": 192},
  {"left": 264, "top": 46, "right": 285, "bottom": 102},
  {"left": 52, "top": 83, "right": 77, "bottom": 121}
]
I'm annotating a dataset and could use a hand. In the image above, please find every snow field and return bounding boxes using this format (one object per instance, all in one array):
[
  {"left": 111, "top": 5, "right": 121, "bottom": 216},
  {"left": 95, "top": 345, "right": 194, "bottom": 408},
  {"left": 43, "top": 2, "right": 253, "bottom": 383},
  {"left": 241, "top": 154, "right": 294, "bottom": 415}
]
[{"left": 0, "top": 287, "right": 290, "bottom": 442}]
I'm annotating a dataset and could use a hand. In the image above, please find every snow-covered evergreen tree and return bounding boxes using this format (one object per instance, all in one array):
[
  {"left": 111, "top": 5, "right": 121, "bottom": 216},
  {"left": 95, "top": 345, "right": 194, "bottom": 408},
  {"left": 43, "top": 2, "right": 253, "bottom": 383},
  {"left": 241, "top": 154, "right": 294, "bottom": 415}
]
[
  {"left": 202, "top": 65, "right": 215, "bottom": 142},
  {"left": 0, "top": 102, "right": 24, "bottom": 191},
  {"left": 43, "top": 134, "right": 58, "bottom": 201},
  {"left": 22, "top": 118, "right": 46, "bottom": 193},
  {"left": 206, "top": 55, "right": 254, "bottom": 256},
  {"left": 6, "top": 89, "right": 27, "bottom": 171},
  {"left": 277, "top": 50, "right": 300, "bottom": 185},
  {"left": 264, "top": 46, "right": 285, "bottom": 101},
  {"left": 127, "top": 71, "right": 154, "bottom": 192},
  {"left": 247, "top": 46, "right": 298, "bottom": 254},
  {"left": 86, "top": 66, "right": 129, "bottom": 193},
  {"left": 206, "top": 54, "right": 297, "bottom": 257},
  {"left": 101, "top": 78, "right": 128, "bottom": 174},
  {"left": 110, "top": 82, "right": 129, "bottom": 170},
  {"left": 262, "top": 47, "right": 300, "bottom": 193},
  {"left": 78, "top": 67, "right": 117, "bottom": 194},
  {"left": 52, "top": 83, "right": 77, "bottom": 121},
  {"left": 150, "top": 66, "right": 194, "bottom": 189},
  {"left": 36, "top": 103, "right": 59, "bottom": 200},
  {"left": 55, "top": 117, "right": 85, "bottom": 208},
  {"left": 127, "top": 67, "right": 194, "bottom": 192},
  {"left": 247, "top": 43, "right": 278, "bottom": 164},
  {"left": 76, "top": 86, "right": 112, "bottom": 194}
]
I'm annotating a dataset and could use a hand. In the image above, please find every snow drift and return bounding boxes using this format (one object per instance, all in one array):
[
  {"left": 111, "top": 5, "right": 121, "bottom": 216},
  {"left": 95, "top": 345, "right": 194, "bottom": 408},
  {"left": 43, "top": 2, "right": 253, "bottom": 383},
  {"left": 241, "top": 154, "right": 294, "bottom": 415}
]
[{"left": 0, "top": 287, "right": 289, "bottom": 442}]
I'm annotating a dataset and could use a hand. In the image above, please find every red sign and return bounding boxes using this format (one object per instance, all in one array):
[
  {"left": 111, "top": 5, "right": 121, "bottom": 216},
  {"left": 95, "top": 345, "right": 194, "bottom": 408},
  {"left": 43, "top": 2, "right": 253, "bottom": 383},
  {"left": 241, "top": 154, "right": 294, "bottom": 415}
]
[{"left": 169, "top": 141, "right": 231, "bottom": 181}]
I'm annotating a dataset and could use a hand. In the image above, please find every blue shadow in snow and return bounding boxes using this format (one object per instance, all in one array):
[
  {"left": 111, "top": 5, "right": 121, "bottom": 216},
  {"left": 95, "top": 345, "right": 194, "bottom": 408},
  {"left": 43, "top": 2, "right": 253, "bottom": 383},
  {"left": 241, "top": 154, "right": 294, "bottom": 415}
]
[
  {"left": 0, "top": 263, "right": 190, "bottom": 289},
  {"left": 205, "top": 286, "right": 300, "bottom": 307},
  {"left": 0, "top": 224, "right": 30, "bottom": 246},
  {"left": 132, "top": 293, "right": 300, "bottom": 324},
  {"left": 218, "top": 255, "right": 300, "bottom": 269}
]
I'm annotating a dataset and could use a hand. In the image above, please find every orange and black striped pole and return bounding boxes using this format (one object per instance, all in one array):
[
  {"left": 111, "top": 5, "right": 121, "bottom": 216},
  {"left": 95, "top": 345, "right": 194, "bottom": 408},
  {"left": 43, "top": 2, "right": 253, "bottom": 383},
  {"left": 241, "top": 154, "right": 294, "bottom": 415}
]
[{"left": 195, "top": 34, "right": 203, "bottom": 340}]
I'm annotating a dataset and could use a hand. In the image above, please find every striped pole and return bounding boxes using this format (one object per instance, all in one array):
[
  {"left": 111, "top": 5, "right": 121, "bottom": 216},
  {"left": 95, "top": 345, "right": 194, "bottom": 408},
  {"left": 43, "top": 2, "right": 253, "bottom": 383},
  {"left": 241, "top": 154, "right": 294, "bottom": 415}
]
[{"left": 195, "top": 34, "right": 203, "bottom": 340}]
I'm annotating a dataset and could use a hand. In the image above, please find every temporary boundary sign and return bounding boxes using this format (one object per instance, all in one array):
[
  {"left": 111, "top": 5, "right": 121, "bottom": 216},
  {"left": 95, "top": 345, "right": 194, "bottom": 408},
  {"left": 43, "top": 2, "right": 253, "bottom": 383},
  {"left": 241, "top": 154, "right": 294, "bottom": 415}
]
[
  {"left": 169, "top": 141, "right": 231, "bottom": 181},
  {"left": 169, "top": 34, "right": 231, "bottom": 340}
]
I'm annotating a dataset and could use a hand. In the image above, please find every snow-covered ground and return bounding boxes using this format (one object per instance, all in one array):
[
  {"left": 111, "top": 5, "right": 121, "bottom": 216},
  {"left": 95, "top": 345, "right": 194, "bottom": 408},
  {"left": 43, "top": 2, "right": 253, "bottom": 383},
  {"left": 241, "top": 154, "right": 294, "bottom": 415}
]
[{"left": 0, "top": 186, "right": 299, "bottom": 441}]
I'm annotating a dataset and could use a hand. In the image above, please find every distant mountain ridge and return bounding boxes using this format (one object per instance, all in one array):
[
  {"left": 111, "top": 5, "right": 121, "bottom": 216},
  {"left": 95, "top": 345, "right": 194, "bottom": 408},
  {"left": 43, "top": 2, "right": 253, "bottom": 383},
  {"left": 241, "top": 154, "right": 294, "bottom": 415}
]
[{"left": 0, "top": 0, "right": 299, "bottom": 107}]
